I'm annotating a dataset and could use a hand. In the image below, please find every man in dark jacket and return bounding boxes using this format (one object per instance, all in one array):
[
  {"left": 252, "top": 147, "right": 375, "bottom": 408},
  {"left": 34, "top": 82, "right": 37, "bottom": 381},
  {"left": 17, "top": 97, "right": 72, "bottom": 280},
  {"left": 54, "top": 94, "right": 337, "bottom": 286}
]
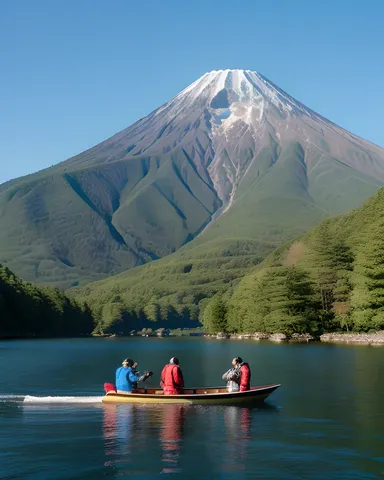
[
  {"left": 232, "top": 357, "right": 251, "bottom": 391},
  {"left": 160, "top": 357, "right": 184, "bottom": 395}
]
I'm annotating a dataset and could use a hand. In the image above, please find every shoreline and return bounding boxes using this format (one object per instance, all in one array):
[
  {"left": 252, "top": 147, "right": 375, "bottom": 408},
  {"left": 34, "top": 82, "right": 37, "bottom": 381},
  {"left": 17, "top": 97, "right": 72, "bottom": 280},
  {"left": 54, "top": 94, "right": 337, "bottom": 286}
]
[
  {"left": 204, "top": 331, "right": 384, "bottom": 346},
  {"left": 2, "top": 331, "right": 384, "bottom": 346},
  {"left": 318, "top": 332, "right": 384, "bottom": 346}
]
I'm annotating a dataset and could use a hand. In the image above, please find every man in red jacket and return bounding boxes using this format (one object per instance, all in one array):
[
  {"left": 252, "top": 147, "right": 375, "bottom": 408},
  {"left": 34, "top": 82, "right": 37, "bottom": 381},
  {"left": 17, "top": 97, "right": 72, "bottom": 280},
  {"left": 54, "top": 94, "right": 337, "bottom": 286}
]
[
  {"left": 160, "top": 357, "right": 184, "bottom": 395},
  {"left": 233, "top": 357, "right": 251, "bottom": 391}
]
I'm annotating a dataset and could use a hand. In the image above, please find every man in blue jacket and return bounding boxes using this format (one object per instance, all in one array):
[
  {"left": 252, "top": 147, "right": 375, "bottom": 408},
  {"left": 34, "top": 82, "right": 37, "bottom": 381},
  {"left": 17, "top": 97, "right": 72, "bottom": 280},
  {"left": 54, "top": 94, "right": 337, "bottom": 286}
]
[{"left": 116, "top": 358, "right": 152, "bottom": 393}]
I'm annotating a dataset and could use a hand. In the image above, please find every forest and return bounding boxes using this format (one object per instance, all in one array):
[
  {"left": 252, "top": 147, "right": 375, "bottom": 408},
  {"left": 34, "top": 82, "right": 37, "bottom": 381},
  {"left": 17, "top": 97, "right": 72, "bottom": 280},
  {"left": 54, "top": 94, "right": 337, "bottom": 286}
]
[
  {"left": 0, "top": 264, "right": 95, "bottom": 338},
  {"left": 204, "top": 189, "right": 384, "bottom": 335}
]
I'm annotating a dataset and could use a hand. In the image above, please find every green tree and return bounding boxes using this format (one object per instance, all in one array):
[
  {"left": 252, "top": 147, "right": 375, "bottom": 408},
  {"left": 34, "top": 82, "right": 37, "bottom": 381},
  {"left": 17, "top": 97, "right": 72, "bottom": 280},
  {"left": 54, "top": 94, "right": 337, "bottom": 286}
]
[
  {"left": 0, "top": 263, "right": 95, "bottom": 339},
  {"left": 350, "top": 219, "right": 384, "bottom": 330},
  {"left": 203, "top": 294, "right": 228, "bottom": 334},
  {"left": 261, "top": 266, "right": 320, "bottom": 334},
  {"left": 305, "top": 224, "right": 353, "bottom": 329}
]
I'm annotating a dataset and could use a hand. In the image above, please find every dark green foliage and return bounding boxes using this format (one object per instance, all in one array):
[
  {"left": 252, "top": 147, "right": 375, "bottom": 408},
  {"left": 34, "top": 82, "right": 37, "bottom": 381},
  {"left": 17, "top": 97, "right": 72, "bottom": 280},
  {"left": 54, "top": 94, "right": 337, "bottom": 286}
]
[
  {"left": 304, "top": 223, "right": 354, "bottom": 330},
  {"left": 349, "top": 218, "right": 384, "bottom": 330},
  {"left": 203, "top": 294, "right": 228, "bottom": 334},
  {"left": 224, "top": 188, "right": 384, "bottom": 334},
  {"left": 262, "top": 267, "right": 320, "bottom": 334},
  {"left": 0, "top": 264, "right": 95, "bottom": 338},
  {"left": 226, "top": 266, "right": 320, "bottom": 335}
]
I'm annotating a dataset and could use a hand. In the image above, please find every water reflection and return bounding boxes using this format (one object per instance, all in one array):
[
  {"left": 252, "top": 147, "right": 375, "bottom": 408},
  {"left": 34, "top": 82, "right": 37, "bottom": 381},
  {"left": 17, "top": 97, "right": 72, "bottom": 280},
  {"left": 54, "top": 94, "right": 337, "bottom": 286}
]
[
  {"left": 102, "top": 402, "right": 279, "bottom": 477},
  {"left": 159, "top": 404, "right": 185, "bottom": 474},
  {"left": 103, "top": 403, "right": 134, "bottom": 468},
  {"left": 102, "top": 403, "right": 186, "bottom": 475},
  {"left": 221, "top": 407, "right": 252, "bottom": 473}
]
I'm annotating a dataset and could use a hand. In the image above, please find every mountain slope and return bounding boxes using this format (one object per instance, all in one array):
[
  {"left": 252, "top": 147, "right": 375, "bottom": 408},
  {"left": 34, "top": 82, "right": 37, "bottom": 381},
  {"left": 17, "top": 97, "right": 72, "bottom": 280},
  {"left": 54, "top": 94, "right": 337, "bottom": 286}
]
[
  {"left": 75, "top": 187, "right": 384, "bottom": 334},
  {"left": 221, "top": 187, "right": 384, "bottom": 334},
  {"left": 1, "top": 69, "right": 384, "bottom": 287}
]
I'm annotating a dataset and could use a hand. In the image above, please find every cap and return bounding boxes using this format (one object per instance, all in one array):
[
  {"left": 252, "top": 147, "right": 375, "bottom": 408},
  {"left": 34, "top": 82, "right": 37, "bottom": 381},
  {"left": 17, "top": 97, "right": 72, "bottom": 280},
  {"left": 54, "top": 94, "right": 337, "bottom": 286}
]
[{"left": 122, "top": 358, "right": 134, "bottom": 367}]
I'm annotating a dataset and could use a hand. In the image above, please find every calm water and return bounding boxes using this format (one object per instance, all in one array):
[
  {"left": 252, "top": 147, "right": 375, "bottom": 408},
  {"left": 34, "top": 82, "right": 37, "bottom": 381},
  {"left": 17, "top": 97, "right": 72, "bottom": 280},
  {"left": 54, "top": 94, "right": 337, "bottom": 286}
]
[{"left": 0, "top": 337, "right": 383, "bottom": 479}]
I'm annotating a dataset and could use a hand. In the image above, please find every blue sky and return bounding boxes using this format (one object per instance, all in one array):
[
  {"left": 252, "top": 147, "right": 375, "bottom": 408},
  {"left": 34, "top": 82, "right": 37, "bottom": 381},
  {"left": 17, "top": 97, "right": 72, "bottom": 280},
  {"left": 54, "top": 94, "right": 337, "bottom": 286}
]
[{"left": 1, "top": 0, "right": 383, "bottom": 184}]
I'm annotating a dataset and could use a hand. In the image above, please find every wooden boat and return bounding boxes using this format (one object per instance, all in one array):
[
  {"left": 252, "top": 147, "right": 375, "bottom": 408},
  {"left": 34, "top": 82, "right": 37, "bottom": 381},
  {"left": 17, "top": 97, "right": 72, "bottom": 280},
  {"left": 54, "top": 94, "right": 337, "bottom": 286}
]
[{"left": 102, "top": 384, "right": 281, "bottom": 405}]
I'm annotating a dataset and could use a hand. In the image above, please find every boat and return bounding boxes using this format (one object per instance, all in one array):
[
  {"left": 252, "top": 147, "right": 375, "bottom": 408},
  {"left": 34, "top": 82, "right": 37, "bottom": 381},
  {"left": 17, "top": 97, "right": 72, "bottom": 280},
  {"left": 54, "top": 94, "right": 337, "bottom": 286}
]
[{"left": 102, "top": 383, "right": 281, "bottom": 405}]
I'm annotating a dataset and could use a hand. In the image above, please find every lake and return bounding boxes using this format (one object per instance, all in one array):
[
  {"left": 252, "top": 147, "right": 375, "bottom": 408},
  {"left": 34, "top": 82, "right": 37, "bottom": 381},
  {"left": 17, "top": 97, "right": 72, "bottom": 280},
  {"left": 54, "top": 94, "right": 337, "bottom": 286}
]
[{"left": 0, "top": 337, "right": 383, "bottom": 479}]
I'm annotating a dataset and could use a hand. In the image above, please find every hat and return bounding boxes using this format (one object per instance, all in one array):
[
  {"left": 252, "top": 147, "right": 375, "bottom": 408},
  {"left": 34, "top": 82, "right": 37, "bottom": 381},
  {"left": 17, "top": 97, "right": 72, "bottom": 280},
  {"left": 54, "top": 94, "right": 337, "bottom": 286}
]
[
  {"left": 170, "top": 357, "right": 179, "bottom": 365},
  {"left": 122, "top": 358, "right": 134, "bottom": 367}
]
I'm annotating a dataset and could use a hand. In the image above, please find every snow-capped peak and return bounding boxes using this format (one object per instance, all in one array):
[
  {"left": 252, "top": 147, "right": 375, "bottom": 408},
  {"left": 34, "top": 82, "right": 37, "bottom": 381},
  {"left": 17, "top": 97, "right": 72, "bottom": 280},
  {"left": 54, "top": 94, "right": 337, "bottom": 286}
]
[
  {"left": 178, "top": 69, "right": 309, "bottom": 114},
  {"left": 156, "top": 69, "right": 312, "bottom": 125}
]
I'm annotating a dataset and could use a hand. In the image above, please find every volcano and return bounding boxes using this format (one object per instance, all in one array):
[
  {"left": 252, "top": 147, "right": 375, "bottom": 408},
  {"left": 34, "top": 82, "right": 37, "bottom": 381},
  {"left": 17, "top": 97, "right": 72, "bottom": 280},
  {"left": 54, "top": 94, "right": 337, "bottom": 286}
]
[{"left": 1, "top": 69, "right": 384, "bottom": 286}]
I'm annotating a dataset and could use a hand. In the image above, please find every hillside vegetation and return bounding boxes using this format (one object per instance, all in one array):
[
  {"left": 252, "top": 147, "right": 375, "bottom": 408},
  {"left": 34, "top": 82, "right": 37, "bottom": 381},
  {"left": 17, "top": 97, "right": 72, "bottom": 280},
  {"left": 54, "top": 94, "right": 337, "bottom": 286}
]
[
  {"left": 71, "top": 139, "right": 383, "bottom": 326},
  {"left": 75, "top": 188, "right": 384, "bottom": 335},
  {"left": 0, "top": 264, "right": 95, "bottom": 338},
  {"left": 205, "top": 188, "right": 384, "bottom": 335}
]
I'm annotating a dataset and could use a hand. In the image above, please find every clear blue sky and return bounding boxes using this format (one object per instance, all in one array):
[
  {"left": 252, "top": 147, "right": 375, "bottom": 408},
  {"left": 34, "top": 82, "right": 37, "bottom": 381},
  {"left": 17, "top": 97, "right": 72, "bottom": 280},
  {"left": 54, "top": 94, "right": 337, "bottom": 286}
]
[{"left": 1, "top": 0, "right": 384, "bottom": 185}]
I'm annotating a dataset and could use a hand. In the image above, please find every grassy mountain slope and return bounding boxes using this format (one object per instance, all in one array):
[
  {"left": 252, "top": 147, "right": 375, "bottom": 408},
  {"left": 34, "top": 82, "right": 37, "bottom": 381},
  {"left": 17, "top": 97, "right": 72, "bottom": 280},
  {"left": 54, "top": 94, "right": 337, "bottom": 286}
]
[
  {"left": 72, "top": 142, "right": 382, "bottom": 329},
  {"left": 0, "top": 148, "right": 220, "bottom": 287}
]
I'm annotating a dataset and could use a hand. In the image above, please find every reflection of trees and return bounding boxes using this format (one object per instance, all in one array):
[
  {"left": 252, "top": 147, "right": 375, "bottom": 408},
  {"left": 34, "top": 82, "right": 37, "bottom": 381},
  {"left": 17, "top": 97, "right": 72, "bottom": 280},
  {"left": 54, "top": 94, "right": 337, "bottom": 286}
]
[{"left": 351, "top": 347, "right": 384, "bottom": 462}]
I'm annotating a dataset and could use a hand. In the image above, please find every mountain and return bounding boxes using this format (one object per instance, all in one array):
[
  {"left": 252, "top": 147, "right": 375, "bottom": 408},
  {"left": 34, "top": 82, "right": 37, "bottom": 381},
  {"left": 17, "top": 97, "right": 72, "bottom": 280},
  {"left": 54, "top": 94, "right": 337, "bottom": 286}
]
[{"left": 1, "top": 69, "right": 384, "bottom": 289}]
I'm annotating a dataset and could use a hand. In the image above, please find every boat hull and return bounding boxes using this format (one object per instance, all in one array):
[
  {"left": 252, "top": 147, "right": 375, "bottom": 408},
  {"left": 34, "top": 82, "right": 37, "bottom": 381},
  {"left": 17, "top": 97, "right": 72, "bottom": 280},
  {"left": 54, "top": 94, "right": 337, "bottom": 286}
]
[{"left": 102, "top": 384, "right": 280, "bottom": 405}]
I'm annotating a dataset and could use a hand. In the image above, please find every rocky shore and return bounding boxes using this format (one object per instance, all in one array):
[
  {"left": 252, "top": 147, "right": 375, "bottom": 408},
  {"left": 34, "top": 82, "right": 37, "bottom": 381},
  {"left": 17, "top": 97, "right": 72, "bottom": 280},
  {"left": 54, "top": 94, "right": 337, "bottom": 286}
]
[
  {"left": 207, "top": 332, "right": 315, "bottom": 343},
  {"left": 207, "top": 331, "right": 384, "bottom": 345},
  {"left": 319, "top": 332, "right": 384, "bottom": 346},
  {"left": 94, "top": 330, "right": 384, "bottom": 345}
]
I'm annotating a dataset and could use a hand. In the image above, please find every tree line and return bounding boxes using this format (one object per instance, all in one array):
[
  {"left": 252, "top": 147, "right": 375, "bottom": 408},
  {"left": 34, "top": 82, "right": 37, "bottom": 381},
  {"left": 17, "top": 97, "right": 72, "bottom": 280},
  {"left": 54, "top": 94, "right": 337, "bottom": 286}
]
[{"left": 0, "top": 264, "right": 95, "bottom": 338}]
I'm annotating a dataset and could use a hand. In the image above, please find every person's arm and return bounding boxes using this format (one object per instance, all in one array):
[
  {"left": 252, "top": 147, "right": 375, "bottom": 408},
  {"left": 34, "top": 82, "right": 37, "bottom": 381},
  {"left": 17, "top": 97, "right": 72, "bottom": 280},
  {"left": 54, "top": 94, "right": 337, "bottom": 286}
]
[
  {"left": 222, "top": 368, "right": 234, "bottom": 381},
  {"left": 173, "top": 366, "right": 184, "bottom": 388},
  {"left": 129, "top": 370, "right": 152, "bottom": 383},
  {"left": 240, "top": 365, "right": 250, "bottom": 388},
  {"left": 128, "top": 370, "right": 140, "bottom": 383},
  {"left": 160, "top": 366, "right": 166, "bottom": 388}
]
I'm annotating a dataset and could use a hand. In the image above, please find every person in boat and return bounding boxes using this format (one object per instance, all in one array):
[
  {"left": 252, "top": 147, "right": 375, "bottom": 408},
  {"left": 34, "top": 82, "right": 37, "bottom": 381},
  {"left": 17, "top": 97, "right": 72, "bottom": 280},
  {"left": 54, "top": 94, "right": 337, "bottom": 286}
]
[
  {"left": 115, "top": 358, "right": 152, "bottom": 393},
  {"left": 222, "top": 357, "right": 251, "bottom": 392},
  {"left": 160, "top": 357, "right": 184, "bottom": 395},
  {"left": 222, "top": 361, "right": 241, "bottom": 392},
  {"left": 234, "top": 357, "right": 251, "bottom": 391}
]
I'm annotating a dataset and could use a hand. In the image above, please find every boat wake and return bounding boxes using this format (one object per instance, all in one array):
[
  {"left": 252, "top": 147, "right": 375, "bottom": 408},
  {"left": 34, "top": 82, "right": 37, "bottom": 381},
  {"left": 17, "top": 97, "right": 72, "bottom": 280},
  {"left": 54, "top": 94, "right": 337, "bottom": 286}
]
[
  {"left": 0, "top": 395, "right": 26, "bottom": 403},
  {"left": 24, "top": 395, "right": 103, "bottom": 404},
  {"left": 0, "top": 395, "right": 102, "bottom": 404}
]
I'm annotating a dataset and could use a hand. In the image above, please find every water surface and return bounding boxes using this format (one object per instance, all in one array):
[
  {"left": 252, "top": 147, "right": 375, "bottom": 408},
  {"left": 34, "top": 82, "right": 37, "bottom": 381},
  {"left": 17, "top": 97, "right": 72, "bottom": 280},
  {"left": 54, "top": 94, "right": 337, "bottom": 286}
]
[{"left": 0, "top": 337, "right": 383, "bottom": 479}]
